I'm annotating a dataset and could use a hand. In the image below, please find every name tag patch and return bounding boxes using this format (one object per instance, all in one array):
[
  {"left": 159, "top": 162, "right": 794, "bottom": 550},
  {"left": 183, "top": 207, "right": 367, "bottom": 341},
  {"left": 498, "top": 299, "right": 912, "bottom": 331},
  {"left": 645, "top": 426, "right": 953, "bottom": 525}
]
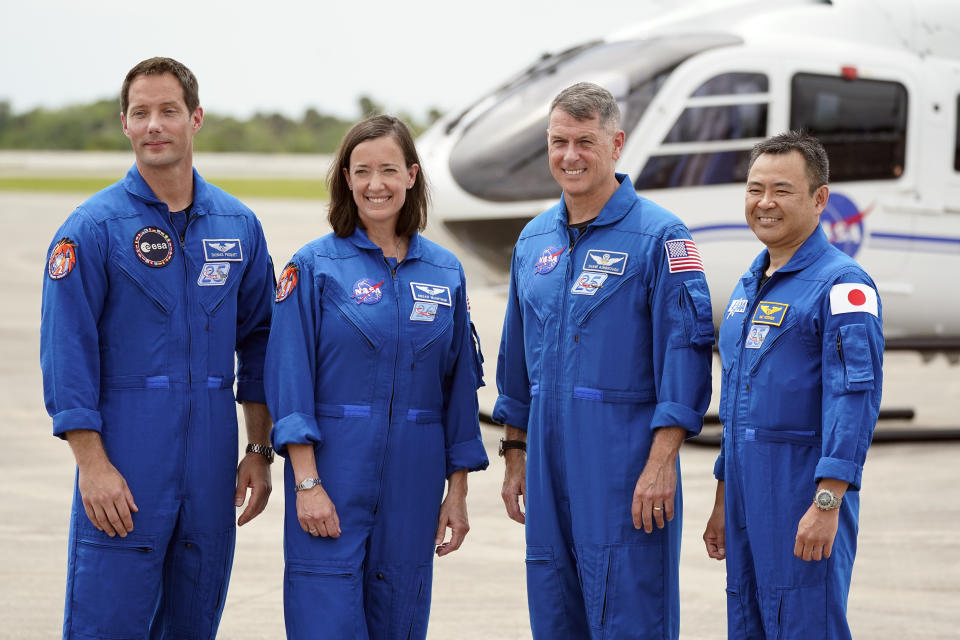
[
  {"left": 410, "top": 301, "right": 438, "bottom": 322},
  {"left": 197, "top": 262, "right": 230, "bottom": 286},
  {"left": 571, "top": 271, "right": 607, "bottom": 295},
  {"left": 752, "top": 301, "right": 789, "bottom": 326},
  {"left": 410, "top": 282, "right": 452, "bottom": 307},
  {"left": 726, "top": 298, "right": 748, "bottom": 318},
  {"left": 745, "top": 324, "right": 770, "bottom": 349},
  {"left": 202, "top": 239, "right": 243, "bottom": 262},
  {"left": 583, "top": 249, "right": 627, "bottom": 275}
]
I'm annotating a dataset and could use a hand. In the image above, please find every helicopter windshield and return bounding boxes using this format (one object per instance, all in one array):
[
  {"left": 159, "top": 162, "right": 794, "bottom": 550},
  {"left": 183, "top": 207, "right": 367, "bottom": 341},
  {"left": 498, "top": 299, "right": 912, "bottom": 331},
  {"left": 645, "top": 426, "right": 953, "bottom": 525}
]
[{"left": 448, "top": 34, "right": 741, "bottom": 202}]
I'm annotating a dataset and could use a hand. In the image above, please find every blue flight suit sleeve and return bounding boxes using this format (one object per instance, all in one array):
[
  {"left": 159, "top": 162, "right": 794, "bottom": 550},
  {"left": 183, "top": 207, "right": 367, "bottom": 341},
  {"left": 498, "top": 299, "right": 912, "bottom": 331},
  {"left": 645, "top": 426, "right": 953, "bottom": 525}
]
[
  {"left": 493, "top": 248, "right": 531, "bottom": 430},
  {"left": 649, "top": 226, "right": 714, "bottom": 436},
  {"left": 816, "top": 272, "right": 884, "bottom": 490},
  {"left": 713, "top": 436, "right": 726, "bottom": 481},
  {"left": 235, "top": 215, "right": 275, "bottom": 404},
  {"left": 40, "top": 209, "right": 108, "bottom": 438},
  {"left": 265, "top": 257, "right": 321, "bottom": 455},
  {"left": 441, "top": 267, "right": 490, "bottom": 477}
]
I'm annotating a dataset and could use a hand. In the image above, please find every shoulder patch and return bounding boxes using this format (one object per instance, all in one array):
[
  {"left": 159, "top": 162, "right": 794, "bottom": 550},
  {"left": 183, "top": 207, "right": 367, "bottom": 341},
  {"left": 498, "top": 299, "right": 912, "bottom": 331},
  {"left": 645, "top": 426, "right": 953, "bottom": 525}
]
[
  {"left": 48, "top": 237, "right": 78, "bottom": 280},
  {"left": 664, "top": 239, "right": 704, "bottom": 273},
  {"left": 275, "top": 262, "right": 299, "bottom": 302},
  {"left": 830, "top": 283, "right": 878, "bottom": 316}
]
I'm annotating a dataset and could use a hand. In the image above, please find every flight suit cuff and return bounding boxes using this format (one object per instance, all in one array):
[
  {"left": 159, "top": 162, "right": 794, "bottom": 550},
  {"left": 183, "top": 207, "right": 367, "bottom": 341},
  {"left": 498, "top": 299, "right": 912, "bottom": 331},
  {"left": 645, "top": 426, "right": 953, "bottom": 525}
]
[
  {"left": 236, "top": 377, "right": 266, "bottom": 404},
  {"left": 52, "top": 408, "right": 103, "bottom": 439},
  {"left": 815, "top": 457, "right": 862, "bottom": 491},
  {"left": 270, "top": 412, "right": 322, "bottom": 456},
  {"left": 492, "top": 395, "right": 529, "bottom": 431},
  {"left": 651, "top": 402, "right": 703, "bottom": 437},
  {"left": 713, "top": 454, "right": 725, "bottom": 481},
  {"left": 446, "top": 438, "right": 490, "bottom": 477}
]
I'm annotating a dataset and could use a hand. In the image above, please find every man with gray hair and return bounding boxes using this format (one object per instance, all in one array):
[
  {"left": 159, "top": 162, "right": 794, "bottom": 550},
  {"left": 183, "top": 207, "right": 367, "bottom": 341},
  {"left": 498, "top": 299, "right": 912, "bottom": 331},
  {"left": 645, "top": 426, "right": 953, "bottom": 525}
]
[
  {"left": 495, "top": 82, "right": 714, "bottom": 638},
  {"left": 702, "top": 131, "right": 883, "bottom": 639}
]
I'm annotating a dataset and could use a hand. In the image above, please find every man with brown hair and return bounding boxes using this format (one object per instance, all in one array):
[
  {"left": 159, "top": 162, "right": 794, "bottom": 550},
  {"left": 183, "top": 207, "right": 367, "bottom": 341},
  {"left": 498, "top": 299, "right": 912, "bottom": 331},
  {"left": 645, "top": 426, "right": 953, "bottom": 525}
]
[{"left": 40, "top": 57, "right": 276, "bottom": 638}]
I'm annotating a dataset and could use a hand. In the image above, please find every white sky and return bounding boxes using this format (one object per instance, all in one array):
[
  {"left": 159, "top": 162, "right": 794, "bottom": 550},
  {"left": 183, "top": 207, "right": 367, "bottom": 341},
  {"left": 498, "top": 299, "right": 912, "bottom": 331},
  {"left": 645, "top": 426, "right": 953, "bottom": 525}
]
[{"left": 0, "top": 0, "right": 681, "bottom": 120}]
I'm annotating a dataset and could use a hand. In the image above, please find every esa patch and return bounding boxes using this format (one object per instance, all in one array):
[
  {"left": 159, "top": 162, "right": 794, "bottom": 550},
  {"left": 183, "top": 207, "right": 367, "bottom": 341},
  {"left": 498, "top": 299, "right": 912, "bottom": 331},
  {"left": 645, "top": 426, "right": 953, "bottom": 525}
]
[
  {"left": 410, "top": 282, "right": 452, "bottom": 307},
  {"left": 197, "top": 262, "right": 230, "bottom": 286},
  {"left": 570, "top": 271, "right": 607, "bottom": 295},
  {"left": 829, "top": 283, "right": 878, "bottom": 317},
  {"left": 664, "top": 239, "right": 704, "bottom": 273},
  {"left": 582, "top": 249, "right": 627, "bottom": 275},
  {"left": 134, "top": 227, "right": 174, "bottom": 267},
  {"left": 752, "top": 301, "right": 789, "bottom": 326},
  {"left": 275, "top": 262, "right": 298, "bottom": 302},
  {"left": 534, "top": 245, "right": 563, "bottom": 275},
  {"left": 745, "top": 324, "right": 770, "bottom": 349},
  {"left": 410, "top": 301, "right": 439, "bottom": 322},
  {"left": 202, "top": 239, "right": 243, "bottom": 262},
  {"left": 48, "top": 237, "right": 77, "bottom": 280},
  {"left": 352, "top": 278, "right": 384, "bottom": 305},
  {"left": 726, "top": 298, "right": 749, "bottom": 318}
]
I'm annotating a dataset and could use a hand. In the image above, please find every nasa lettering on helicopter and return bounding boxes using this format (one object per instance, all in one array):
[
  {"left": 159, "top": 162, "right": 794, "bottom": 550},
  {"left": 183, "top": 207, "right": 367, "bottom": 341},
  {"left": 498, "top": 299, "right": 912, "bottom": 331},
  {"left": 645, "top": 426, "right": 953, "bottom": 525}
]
[{"left": 418, "top": 0, "right": 960, "bottom": 354}]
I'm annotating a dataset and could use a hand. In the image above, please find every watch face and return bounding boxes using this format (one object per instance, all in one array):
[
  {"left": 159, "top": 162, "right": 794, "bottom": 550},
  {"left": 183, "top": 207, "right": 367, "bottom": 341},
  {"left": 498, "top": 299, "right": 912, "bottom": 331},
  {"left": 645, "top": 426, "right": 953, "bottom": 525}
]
[{"left": 816, "top": 490, "right": 837, "bottom": 509}]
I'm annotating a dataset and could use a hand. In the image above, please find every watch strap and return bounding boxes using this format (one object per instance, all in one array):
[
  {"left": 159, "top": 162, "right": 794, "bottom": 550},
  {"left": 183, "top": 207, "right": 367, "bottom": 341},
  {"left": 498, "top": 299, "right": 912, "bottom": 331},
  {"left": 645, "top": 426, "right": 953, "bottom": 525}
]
[
  {"left": 245, "top": 443, "right": 274, "bottom": 464},
  {"left": 499, "top": 438, "right": 526, "bottom": 456}
]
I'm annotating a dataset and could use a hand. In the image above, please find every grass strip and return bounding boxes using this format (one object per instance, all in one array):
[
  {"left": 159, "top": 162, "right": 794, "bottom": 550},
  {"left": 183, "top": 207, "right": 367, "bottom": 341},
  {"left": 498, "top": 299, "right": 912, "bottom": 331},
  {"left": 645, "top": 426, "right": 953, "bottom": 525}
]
[{"left": 0, "top": 176, "right": 327, "bottom": 200}]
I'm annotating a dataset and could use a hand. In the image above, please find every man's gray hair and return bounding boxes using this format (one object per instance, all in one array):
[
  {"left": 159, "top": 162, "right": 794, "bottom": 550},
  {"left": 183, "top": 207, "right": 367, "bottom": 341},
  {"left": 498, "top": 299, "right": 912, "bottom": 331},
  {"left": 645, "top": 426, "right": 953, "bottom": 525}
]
[
  {"left": 549, "top": 82, "right": 621, "bottom": 131},
  {"left": 749, "top": 130, "right": 830, "bottom": 194}
]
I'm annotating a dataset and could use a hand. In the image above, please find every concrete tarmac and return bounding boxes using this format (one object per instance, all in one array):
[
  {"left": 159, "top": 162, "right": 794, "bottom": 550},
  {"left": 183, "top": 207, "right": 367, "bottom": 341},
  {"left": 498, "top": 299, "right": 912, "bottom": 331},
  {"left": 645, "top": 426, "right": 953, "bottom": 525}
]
[{"left": 2, "top": 190, "right": 959, "bottom": 638}]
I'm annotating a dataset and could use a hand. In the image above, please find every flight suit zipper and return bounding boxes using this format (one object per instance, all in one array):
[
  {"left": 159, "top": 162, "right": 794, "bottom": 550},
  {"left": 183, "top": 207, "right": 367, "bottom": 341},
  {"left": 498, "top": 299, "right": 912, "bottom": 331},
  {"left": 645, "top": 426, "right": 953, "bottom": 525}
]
[
  {"left": 374, "top": 256, "right": 401, "bottom": 515},
  {"left": 171, "top": 209, "right": 197, "bottom": 498}
]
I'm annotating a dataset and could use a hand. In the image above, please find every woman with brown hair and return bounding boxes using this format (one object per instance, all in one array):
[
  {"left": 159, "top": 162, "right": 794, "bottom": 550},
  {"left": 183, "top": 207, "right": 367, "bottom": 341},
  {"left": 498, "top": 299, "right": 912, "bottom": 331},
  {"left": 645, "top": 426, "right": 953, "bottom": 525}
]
[{"left": 265, "top": 115, "right": 488, "bottom": 639}]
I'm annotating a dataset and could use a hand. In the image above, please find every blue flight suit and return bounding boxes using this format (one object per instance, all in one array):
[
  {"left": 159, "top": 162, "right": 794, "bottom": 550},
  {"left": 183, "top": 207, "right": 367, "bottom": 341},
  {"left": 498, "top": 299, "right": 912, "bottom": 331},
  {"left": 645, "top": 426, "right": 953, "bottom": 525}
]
[
  {"left": 714, "top": 226, "right": 883, "bottom": 639},
  {"left": 264, "top": 228, "right": 488, "bottom": 640},
  {"left": 40, "top": 166, "right": 275, "bottom": 640},
  {"left": 494, "top": 175, "right": 714, "bottom": 639}
]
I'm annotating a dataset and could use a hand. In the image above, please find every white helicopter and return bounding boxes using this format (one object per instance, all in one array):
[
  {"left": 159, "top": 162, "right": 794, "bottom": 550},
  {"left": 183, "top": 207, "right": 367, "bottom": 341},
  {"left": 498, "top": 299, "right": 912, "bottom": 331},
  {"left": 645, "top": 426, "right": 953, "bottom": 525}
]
[{"left": 418, "top": 0, "right": 960, "bottom": 353}]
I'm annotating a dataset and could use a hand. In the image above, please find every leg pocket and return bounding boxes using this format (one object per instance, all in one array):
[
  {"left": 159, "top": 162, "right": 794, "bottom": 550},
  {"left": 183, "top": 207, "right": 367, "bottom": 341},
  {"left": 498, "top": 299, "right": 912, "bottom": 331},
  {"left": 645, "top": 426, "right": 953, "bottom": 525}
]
[
  {"left": 598, "top": 545, "right": 666, "bottom": 639},
  {"left": 773, "top": 584, "right": 838, "bottom": 640},
  {"left": 284, "top": 562, "right": 365, "bottom": 640},
  {"left": 526, "top": 546, "right": 587, "bottom": 639},
  {"left": 726, "top": 581, "right": 765, "bottom": 640},
  {"left": 69, "top": 532, "right": 161, "bottom": 639}
]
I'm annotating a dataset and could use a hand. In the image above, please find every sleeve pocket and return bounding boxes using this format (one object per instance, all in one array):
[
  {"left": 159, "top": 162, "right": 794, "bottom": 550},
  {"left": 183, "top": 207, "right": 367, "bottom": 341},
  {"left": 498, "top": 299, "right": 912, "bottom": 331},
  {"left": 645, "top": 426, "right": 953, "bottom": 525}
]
[
  {"left": 681, "top": 279, "right": 716, "bottom": 347},
  {"left": 839, "top": 323, "right": 875, "bottom": 392}
]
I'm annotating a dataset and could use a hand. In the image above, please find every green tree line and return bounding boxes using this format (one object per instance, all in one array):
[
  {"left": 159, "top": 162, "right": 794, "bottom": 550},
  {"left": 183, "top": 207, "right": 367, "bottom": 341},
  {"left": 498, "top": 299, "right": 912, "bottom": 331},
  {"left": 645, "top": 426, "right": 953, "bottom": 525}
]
[{"left": 0, "top": 97, "right": 442, "bottom": 152}]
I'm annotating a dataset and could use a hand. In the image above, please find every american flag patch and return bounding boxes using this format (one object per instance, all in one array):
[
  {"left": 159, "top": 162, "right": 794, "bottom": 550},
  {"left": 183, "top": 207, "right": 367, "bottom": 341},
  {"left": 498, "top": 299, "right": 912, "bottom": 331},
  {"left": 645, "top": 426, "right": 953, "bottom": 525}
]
[{"left": 664, "top": 239, "right": 704, "bottom": 273}]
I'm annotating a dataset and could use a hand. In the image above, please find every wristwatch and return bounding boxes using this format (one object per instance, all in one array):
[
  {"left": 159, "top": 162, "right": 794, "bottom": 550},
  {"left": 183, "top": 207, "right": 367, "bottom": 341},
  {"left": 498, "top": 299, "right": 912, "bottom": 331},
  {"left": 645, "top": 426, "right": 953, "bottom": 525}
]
[
  {"left": 295, "top": 477, "right": 322, "bottom": 492},
  {"left": 498, "top": 438, "right": 526, "bottom": 457},
  {"left": 814, "top": 488, "right": 842, "bottom": 510},
  {"left": 245, "top": 443, "right": 274, "bottom": 464}
]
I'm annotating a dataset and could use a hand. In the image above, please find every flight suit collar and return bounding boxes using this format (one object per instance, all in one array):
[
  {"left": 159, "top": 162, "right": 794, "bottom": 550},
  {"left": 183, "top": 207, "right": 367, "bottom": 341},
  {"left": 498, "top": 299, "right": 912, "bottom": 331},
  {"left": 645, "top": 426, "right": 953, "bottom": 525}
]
[
  {"left": 347, "top": 227, "right": 424, "bottom": 261},
  {"left": 122, "top": 164, "right": 211, "bottom": 216},
  {"left": 743, "top": 225, "right": 831, "bottom": 293},
  {"left": 556, "top": 173, "right": 637, "bottom": 229}
]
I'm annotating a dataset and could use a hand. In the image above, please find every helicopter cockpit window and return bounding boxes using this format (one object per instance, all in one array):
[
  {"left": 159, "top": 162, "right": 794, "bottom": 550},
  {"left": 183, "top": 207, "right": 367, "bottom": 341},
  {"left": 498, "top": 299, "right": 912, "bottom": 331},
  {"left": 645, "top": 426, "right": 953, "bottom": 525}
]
[
  {"left": 791, "top": 73, "right": 907, "bottom": 181},
  {"left": 636, "top": 71, "right": 769, "bottom": 190},
  {"left": 446, "top": 34, "right": 742, "bottom": 202}
]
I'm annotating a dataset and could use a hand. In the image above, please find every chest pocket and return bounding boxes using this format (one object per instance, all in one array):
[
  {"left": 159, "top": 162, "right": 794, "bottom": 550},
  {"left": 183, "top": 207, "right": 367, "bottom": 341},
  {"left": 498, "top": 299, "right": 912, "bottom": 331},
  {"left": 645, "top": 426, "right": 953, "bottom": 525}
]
[
  {"left": 517, "top": 253, "right": 566, "bottom": 326},
  {"left": 110, "top": 249, "right": 175, "bottom": 314},
  {"left": 409, "top": 302, "right": 454, "bottom": 361},
  {"left": 198, "top": 260, "right": 245, "bottom": 317},
  {"left": 746, "top": 317, "right": 800, "bottom": 374},
  {"left": 324, "top": 279, "right": 382, "bottom": 352}
]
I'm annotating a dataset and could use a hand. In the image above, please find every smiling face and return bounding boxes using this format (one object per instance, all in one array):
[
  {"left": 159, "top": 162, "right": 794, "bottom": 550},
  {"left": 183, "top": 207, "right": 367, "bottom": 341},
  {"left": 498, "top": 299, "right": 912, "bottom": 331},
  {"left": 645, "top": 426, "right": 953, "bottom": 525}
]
[
  {"left": 745, "top": 150, "right": 829, "bottom": 261},
  {"left": 547, "top": 108, "right": 624, "bottom": 203},
  {"left": 121, "top": 72, "right": 202, "bottom": 172},
  {"left": 343, "top": 135, "right": 419, "bottom": 233}
]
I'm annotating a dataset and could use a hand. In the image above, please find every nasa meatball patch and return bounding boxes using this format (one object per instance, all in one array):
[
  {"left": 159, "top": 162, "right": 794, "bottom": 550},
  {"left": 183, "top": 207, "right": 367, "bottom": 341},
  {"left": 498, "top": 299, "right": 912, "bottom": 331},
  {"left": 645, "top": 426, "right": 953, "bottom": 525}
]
[
  {"left": 829, "top": 283, "right": 878, "bottom": 317},
  {"left": 48, "top": 237, "right": 78, "bottom": 280},
  {"left": 134, "top": 227, "right": 174, "bottom": 267}
]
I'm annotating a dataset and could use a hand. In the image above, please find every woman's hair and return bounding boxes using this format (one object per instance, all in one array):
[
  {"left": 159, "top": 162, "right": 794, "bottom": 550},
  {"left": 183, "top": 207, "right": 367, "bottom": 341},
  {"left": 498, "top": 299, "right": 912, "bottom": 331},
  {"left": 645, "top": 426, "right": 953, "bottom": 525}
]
[{"left": 327, "top": 115, "right": 429, "bottom": 238}]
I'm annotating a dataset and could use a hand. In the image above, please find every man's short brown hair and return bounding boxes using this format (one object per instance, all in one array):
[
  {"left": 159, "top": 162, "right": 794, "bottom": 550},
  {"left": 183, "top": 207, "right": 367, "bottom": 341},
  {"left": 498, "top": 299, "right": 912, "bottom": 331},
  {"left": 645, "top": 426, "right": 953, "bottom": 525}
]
[{"left": 121, "top": 57, "right": 199, "bottom": 115}]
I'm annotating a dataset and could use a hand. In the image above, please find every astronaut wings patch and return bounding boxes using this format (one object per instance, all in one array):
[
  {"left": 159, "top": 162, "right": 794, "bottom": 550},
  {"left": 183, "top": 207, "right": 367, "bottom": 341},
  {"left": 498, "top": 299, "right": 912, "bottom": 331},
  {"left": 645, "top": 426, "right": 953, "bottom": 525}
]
[{"left": 829, "top": 283, "right": 878, "bottom": 316}]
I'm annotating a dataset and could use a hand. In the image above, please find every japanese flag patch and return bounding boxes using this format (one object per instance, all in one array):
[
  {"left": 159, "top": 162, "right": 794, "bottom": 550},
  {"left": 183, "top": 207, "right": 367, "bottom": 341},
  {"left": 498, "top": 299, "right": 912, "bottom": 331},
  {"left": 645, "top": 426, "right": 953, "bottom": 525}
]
[{"left": 829, "top": 283, "right": 878, "bottom": 316}]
